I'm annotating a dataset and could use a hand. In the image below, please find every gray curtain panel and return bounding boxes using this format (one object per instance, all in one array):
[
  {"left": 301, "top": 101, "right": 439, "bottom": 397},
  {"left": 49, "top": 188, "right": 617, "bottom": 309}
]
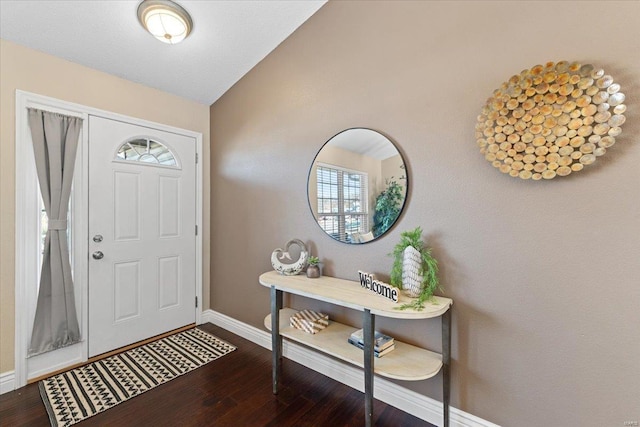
[{"left": 28, "top": 108, "right": 82, "bottom": 356}]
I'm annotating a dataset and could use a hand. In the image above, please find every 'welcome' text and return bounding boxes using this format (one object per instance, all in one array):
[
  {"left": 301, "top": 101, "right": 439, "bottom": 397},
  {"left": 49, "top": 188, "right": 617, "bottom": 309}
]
[{"left": 358, "top": 271, "right": 398, "bottom": 303}]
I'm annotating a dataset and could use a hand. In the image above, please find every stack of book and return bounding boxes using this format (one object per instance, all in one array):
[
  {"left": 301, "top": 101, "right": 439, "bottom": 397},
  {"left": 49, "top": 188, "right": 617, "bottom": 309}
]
[{"left": 347, "top": 329, "right": 395, "bottom": 357}]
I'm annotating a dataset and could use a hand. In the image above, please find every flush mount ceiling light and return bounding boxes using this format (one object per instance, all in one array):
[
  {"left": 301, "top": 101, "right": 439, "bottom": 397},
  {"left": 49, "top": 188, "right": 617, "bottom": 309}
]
[{"left": 137, "top": 0, "right": 193, "bottom": 44}]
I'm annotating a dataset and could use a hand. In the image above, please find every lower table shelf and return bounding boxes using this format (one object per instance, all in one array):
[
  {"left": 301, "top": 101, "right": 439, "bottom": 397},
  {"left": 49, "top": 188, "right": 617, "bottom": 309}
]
[{"left": 264, "top": 308, "right": 443, "bottom": 381}]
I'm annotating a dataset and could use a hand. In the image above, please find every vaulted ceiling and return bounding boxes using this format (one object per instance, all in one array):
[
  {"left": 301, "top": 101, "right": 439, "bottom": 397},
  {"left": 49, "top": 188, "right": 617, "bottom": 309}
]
[{"left": 0, "top": 0, "right": 326, "bottom": 105}]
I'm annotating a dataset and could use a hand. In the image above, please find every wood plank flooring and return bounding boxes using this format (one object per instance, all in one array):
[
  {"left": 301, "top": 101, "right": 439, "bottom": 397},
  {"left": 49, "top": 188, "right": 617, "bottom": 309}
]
[{"left": 0, "top": 323, "right": 434, "bottom": 426}]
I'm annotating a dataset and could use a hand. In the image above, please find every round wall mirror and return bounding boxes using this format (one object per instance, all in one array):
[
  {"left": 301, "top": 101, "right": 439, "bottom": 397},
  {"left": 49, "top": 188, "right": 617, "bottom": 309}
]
[{"left": 308, "top": 128, "right": 408, "bottom": 244}]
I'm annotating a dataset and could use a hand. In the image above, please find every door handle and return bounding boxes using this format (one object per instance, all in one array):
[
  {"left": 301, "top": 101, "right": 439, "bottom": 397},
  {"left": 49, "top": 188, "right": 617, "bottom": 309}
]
[{"left": 92, "top": 251, "right": 104, "bottom": 260}]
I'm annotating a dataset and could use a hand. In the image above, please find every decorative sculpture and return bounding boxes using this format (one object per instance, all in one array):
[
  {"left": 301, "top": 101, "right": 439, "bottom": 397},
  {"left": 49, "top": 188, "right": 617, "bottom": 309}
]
[
  {"left": 476, "top": 61, "right": 626, "bottom": 180},
  {"left": 271, "top": 239, "right": 309, "bottom": 276}
]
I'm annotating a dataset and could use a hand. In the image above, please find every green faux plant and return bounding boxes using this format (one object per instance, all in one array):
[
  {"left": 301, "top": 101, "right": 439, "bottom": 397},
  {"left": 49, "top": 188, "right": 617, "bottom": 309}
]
[
  {"left": 390, "top": 227, "right": 440, "bottom": 310},
  {"left": 308, "top": 256, "right": 320, "bottom": 266},
  {"left": 372, "top": 179, "right": 404, "bottom": 238}
]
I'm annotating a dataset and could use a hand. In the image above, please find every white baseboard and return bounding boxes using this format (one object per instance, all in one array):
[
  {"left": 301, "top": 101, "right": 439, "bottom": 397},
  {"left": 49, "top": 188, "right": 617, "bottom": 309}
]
[
  {"left": 0, "top": 371, "right": 16, "bottom": 395},
  {"left": 201, "top": 309, "right": 499, "bottom": 427}
]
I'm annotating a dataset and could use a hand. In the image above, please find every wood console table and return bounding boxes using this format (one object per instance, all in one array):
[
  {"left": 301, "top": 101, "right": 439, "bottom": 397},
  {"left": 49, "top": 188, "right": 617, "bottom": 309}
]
[{"left": 259, "top": 271, "right": 453, "bottom": 427}]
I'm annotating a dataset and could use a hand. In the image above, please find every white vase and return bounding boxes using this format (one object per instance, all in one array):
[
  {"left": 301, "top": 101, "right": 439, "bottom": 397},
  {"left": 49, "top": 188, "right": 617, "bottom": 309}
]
[{"left": 402, "top": 246, "right": 423, "bottom": 298}]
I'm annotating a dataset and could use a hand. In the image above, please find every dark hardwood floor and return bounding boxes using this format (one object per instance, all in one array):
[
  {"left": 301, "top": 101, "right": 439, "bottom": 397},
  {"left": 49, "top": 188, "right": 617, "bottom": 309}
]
[{"left": 0, "top": 324, "right": 434, "bottom": 426}]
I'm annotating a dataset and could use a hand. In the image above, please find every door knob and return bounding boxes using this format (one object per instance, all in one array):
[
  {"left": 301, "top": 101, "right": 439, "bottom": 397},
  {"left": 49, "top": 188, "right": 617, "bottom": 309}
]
[{"left": 92, "top": 251, "right": 104, "bottom": 260}]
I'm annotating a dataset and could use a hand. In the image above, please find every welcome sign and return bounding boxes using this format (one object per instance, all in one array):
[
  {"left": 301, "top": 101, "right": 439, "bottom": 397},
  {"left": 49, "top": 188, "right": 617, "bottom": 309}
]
[{"left": 358, "top": 271, "right": 399, "bottom": 303}]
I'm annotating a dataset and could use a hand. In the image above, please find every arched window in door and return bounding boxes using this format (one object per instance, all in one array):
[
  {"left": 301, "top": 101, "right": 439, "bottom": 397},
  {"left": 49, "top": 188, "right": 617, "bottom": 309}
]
[{"left": 115, "top": 137, "right": 178, "bottom": 167}]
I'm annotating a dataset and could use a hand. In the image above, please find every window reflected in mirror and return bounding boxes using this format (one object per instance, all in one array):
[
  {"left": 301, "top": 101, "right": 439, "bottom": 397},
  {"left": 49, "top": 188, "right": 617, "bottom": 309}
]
[
  {"left": 308, "top": 128, "right": 408, "bottom": 244},
  {"left": 316, "top": 164, "right": 369, "bottom": 241}
]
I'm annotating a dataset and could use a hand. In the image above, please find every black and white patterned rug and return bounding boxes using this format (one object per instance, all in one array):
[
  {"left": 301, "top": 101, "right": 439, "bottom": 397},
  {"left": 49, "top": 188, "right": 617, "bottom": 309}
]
[{"left": 39, "top": 328, "right": 236, "bottom": 427}]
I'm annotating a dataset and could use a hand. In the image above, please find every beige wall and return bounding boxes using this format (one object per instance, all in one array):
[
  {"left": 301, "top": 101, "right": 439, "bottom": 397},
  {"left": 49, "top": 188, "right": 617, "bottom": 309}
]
[
  {"left": 381, "top": 153, "right": 406, "bottom": 201},
  {"left": 0, "top": 39, "right": 210, "bottom": 373},
  {"left": 381, "top": 154, "right": 404, "bottom": 187},
  {"left": 209, "top": 1, "right": 640, "bottom": 425}
]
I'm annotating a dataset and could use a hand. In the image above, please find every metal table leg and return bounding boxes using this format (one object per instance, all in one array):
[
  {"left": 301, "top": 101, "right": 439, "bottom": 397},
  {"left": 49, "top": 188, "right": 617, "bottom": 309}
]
[
  {"left": 442, "top": 307, "right": 451, "bottom": 427},
  {"left": 363, "top": 309, "right": 375, "bottom": 427},
  {"left": 271, "top": 286, "right": 283, "bottom": 394}
]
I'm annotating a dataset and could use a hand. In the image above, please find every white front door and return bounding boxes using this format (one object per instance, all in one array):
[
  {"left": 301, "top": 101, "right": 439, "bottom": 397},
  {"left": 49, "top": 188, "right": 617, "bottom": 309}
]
[{"left": 88, "top": 116, "right": 196, "bottom": 357}]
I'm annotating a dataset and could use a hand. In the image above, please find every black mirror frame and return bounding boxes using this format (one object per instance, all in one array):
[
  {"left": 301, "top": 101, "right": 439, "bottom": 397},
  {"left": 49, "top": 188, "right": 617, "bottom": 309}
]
[{"left": 307, "top": 128, "right": 409, "bottom": 245}]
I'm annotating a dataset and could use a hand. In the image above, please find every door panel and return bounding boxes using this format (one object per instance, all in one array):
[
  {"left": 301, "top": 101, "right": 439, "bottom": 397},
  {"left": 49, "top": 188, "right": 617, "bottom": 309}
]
[
  {"left": 114, "top": 171, "right": 141, "bottom": 240},
  {"left": 88, "top": 116, "right": 196, "bottom": 357},
  {"left": 158, "top": 175, "right": 180, "bottom": 237},
  {"left": 113, "top": 261, "right": 141, "bottom": 322},
  {"left": 158, "top": 256, "right": 180, "bottom": 309}
]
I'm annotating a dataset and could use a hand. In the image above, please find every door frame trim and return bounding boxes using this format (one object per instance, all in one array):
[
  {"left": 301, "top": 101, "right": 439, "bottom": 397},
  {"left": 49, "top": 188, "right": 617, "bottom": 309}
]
[{"left": 14, "top": 90, "right": 203, "bottom": 389}]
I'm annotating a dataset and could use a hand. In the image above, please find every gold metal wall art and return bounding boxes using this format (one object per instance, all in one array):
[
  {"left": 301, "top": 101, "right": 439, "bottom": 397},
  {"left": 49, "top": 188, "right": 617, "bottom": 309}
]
[{"left": 475, "top": 61, "right": 626, "bottom": 180}]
